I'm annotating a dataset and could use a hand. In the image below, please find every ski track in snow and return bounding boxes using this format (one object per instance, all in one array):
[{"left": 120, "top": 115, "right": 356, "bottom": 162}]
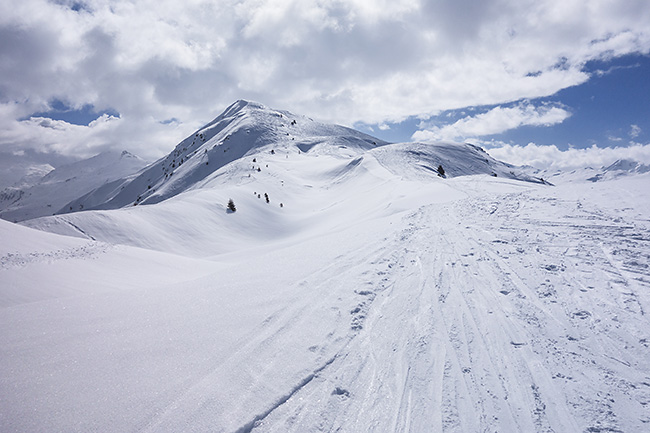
[
  {"left": 3, "top": 181, "right": 649, "bottom": 432},
  {"left": 245, "top": 183, "right": 650, "bottom": 433},
  {"left": 133, "top": 227, "right": 404, "bottom": 433},
  {"left": 61, "top": 218, "right": 97, "bottom": 241}
]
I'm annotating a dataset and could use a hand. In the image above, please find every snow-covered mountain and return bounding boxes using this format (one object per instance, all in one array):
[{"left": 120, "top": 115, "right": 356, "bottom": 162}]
[
  {"left": 58, "top": 100, "right": 540, "bottom": 218},
  {"left": 0, "top": 150, "right": 147, "bottom": 222},
  {"left": 2, "top": 101, "right": 650, "bottom": 433},
  {"left": 59, "top": 100, "right": 387, "bottom": 214},
  {"left": 586, "top": 158, "right": 650, "bottom": 182},
  {"left": 22, "top": 100, "right": 541, "bottom": 256},
  {"left": 529, "top": 157, "right": 650, "bottom": 185}
]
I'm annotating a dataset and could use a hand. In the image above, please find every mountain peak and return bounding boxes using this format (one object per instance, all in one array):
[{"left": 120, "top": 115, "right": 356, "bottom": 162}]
[
  {"left": 56, "top": 100, "right": 387, "bottom": 213},
  {"left": 120, "top": 150, "right": 137, "bottom": 159},
  {"left": 585, "top": 158, "right": 650, "bottom": 182},
  {"left": 51, "top": 100, "right": 543, "bottom": 218},
  {"left": 220, "top": 99, "right": 266, "bottom": 118},
  {"left": 603, "top": 159, "right": 650, "bottom": 173}
]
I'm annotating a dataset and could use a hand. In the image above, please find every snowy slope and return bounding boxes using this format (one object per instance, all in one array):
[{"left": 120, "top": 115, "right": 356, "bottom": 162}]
[
  {"left": 0, "top": 151, "right": 57, "bottom": 190},
  {"left": 61, "top": 100, "right": 387, "bottom": 214},
  {"left": 22, "top": 142, "right": 539, "bottom": 257},
  {"left": 0, "top": 150, "right": 147, "bottom": 222},
  {"left": 5, "top": 174, "right": 650, "bottom": 433},
  {"left": 23, "top": 101, "right": 541, "bottom": 256},
  {"left": 2, "top": 102, "right": 650, "bottom": 432},
  {"left": 0, "top": 219, "right": 217, "bottom": 308}
]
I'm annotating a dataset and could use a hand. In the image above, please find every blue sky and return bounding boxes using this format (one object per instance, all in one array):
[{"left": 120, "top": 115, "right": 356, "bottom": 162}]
[
  {"left": 357, "top": 53, "right": 649, "bottom": 151},
  {"left": 26, "top": 100, "right": 119, "bottom": 126},
  {"left": 484, "top": 54, "right": 649, "bottom": 149},
  {"left": 1, "top": 0, "right": 650, "bottom": 179}
]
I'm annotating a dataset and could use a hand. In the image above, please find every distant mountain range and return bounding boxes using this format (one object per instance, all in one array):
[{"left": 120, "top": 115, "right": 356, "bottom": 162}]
[
  {"left": 586, "top": 159, "right": 650, "bottom": 182},
  {"left": 0, "top": 150, "right": 147, "bottom": 222}
]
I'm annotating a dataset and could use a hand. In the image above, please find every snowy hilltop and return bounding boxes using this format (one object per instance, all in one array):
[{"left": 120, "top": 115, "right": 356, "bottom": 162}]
[
  {"left": 529, "top": 157, "right": 650, "bottom": 185},
  {"left": 2, "top": 101, "right": 650, "bottom": 432}
]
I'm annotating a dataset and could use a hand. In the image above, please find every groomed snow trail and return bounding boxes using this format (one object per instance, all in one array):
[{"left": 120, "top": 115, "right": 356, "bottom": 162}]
[{"left": 247, "top": 178, "right": 650, "bottom": 432}]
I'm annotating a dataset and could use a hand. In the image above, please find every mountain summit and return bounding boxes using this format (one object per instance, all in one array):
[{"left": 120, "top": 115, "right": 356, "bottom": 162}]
[
  {"left": 587, "top": 158, "right": 650, "bottom": 182},
  {"left": 60, "top": 100, "right": 388, "bottom": 213},
  {"left": 58, "top": 100, "right": 538, "bottom": 217}
]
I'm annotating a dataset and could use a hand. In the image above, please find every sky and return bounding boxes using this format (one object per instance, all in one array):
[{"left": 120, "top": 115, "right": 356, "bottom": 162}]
[{"left": 1, "top": 0, "right": 650, "bottom": 185}]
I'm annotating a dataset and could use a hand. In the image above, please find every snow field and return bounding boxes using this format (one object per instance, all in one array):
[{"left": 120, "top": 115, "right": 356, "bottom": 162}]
[
  {"left": 2, "top": 101, "right": 649, "bottom": 432},
  {"left": 4, "top": 170, "right": 649, "bottom": 431}
]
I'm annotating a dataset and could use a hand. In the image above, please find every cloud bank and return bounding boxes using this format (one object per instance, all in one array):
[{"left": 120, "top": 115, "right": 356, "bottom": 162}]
[
  {"left": 486, "top": 141, "right": 650, "bottom": 171},
  {"left": 1, "top": 0, "right": 649, "bottom": 162}
]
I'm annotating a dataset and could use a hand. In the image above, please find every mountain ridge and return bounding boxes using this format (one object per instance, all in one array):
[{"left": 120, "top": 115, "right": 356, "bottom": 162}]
[
  {"left": 56, "top": 100, "right": 546, "bottom": 219},
  {"left": 58, "top": 100, "right": 388, "bottom": 215}
]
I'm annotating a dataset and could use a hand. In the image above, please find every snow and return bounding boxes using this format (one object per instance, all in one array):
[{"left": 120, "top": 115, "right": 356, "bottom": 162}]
[
  {"left": 59, "top": 100, "right": 387, "bottom": 215},
  {"left": 0, "top": 150, "right": 148, "bottom": 222},
  {"left": 2, "top": 101, "right": 650, "bottom": 432}
]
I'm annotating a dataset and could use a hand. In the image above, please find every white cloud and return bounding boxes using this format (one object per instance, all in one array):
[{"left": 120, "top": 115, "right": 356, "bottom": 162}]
[
  {"left": 0, "top": 0, "right": 649, "bottom": 161},
  {"left": 485, "top": 141, "right": 650, "bottom": 170},
  {"left": 0, "top": 102, "right": 187, "bottom": 161},
  {"left": 607, "top": 134, "right": 624, "bottom": 142},
  {"left": 412, "top": 103, "right": 571, "bottom": 142},
  {"left": 630, "top": 124, "right": 642, "bottom": 138}
]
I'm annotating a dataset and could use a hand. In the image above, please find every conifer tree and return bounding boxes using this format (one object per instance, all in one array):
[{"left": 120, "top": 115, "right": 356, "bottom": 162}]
[{"left": 227, "top": 198, "right": 237, "bottom": 212}]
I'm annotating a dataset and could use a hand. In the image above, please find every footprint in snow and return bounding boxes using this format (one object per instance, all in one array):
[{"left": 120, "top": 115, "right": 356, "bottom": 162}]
[
  {"left": 332, "top": 387, "right": 350, "bottom": 398},
  {"left": 571, "top": 310, "right": 592, "bottom": 319}
]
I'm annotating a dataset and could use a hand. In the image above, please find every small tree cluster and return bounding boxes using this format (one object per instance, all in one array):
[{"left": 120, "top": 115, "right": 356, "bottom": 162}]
[
  {"left": 437, "top": 165, "right": 445, "bottom": 177},
  {"left": 227, "top": 198, "right": 237, "bottom": 212}
]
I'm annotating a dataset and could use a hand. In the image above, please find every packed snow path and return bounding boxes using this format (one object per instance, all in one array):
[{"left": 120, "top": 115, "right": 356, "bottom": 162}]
[
  {"left": 243, "top": 179, "right": 650, "bottom": 432},
  {"left": 1, "top": 176, "right": 649, "bottom": 432}
]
